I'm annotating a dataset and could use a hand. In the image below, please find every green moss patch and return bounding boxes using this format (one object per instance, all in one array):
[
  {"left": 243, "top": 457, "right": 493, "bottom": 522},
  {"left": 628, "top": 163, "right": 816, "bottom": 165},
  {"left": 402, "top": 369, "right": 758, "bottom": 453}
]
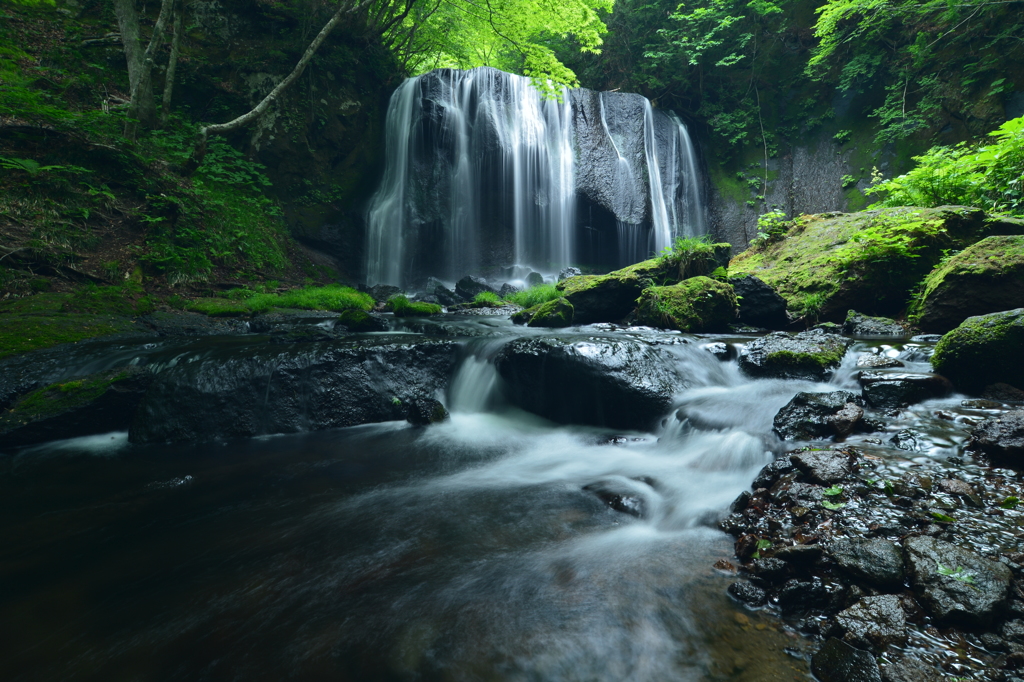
[
  {"left": 909, "top": 235, "right": 1024, "bottom": 331},
  {"left": 729, "top": 206, "right": 1008, "bottom": 321},
  {"left": 526, "top": 297, "right": 574, "bottom": 328},
  {"left": 13, "top": 369, "right": 131, "bottom": 420},
  {"left": 0, "top": 313, "right": 141, "bottom": 360},
  {"left": 634, "top": 277, "right": 738, "bottom": 332},
  {"left": 389, "top": 295, "right": 441, "bottom": 317},
  {"left": 932, "top": 308, "right": 1024, "bottom": 392}
]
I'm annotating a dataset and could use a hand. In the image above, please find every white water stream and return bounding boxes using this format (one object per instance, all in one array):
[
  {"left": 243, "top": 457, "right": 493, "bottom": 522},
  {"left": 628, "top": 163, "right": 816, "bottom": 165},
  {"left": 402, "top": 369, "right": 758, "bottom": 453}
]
[{"left": 365, "top": 68, "right": 706, "bottom": 286}]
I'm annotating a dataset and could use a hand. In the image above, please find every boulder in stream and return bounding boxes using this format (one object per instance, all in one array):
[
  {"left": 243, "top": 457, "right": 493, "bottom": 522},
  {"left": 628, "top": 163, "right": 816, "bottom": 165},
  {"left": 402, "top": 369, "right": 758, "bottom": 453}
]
[
  {"left": 773, "top": 391, "right": 865, "bottom": 440},
  {"left": 0, "top": 366, "right": 152, "bottom": 449},
  {"left": 835, "top": 595, "right": 907, "bottom": 653},
  {"left": 858, "top": 371, "right": 952, "bottom": 409},
  {"left": 843, "top": 310, "right": 908, "bottom": 337},
  {"left": 633, "top": 276, "right": 738, "bottom": 332},
  {"left": 526, "top": 297, "right": 575, "bottom": 328},
  {"left": 967, "top": 410, "right": 1024, "bottom": 467},
  {"left": 555, "top": 272, "right": 645, "bottom": 324},
  {"left": 454, "top": 276, "right": 496, "bottom": 301},
  {"left": 931, "top": 308, "right": 1024, "bottom": 393},
  {"left": 129, "top": 338, "right": 461, "bottom": 444},
  {"left": 827, "top": 538, "right": 905, "bottom": 590},
  {"left": 910, "top": 235, "right": 1024, "bottom": 332},
  {"left": 494, "top": 336, "right": 681, "bottom": 430},
  {"left": 903, "top": 535, "right": 1013, "bottom": 627},
  {"left": 811, "top": 638, "right": 882, "bottom": 682},
  {"left": 739, "top": 330, "right": 853, "bottom": 381}
]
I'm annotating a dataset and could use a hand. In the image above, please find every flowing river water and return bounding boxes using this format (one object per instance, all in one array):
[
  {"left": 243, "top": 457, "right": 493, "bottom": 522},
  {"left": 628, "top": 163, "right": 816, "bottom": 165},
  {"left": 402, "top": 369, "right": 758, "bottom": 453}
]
[{"left": 0, "top": 315, "right": 992, "bottom": 681}]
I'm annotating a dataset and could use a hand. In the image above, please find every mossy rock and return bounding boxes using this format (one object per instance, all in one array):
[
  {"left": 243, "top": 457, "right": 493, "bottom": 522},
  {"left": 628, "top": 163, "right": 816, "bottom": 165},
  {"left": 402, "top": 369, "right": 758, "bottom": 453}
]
[
  {"left": 739, "top": 330, "right": 854, "bottom": 381},
  {"left": 729, "top": 207, "right": 1024, "bottom": 322},
  {"left": 0, "top": 366, "right": 153, "bottom": 449},
  {"left": 527, "top": 297, "right": 574, "bottom": 328},
  {"left": 932, "top": 308, "right": 1024, "bottom": 393},
  {"left": 390, "top": 295, "right": 442, "bottom": 317},
  {"left": 556, "top": 273, "right": 645, "bottom": 324},
  {"left": 634, "top": 276, "right": 738, "bottom": 332},
  {"left": 338, "top": 309, "right": 388, "bottom": 332},
  {"left": 910, "top": 235, "right": 1024, "bottom": 333}
]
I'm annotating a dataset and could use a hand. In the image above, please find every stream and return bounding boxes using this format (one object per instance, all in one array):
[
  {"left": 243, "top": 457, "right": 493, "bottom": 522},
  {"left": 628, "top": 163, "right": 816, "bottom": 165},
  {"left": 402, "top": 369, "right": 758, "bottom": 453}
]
[{"left": 0, "top": 315, "right": 994, "bottom": 681}]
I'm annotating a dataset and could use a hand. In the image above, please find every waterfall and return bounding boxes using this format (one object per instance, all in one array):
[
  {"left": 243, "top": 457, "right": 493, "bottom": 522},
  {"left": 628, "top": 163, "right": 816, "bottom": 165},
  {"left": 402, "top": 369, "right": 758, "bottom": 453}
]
[{"left": 365, "top": 67, "right": 706, "bottom": 287}]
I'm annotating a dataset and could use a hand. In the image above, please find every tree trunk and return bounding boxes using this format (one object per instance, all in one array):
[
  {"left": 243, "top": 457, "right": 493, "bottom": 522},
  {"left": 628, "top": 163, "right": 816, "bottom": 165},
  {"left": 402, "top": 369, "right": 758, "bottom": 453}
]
[
  {"left": 159, "top": 0, "right": 184, "bottom": 128},
  {"left": 115, "top": 0, "right": 174, "bottom": 137},
  {"left": 184, "top": 0, "right": 372, "bottom": 174}
]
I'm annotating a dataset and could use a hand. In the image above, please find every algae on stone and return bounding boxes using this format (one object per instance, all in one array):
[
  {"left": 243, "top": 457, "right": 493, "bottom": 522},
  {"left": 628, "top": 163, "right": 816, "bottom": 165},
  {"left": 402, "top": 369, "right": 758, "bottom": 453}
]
[
  {"left": 910, "top": 235, "right": 1024, "bottom": 332},
  {"left": 729, "top": 206, "right": 1021, "bottom": 321},
  {"left": 527, "top": 297, "right": 574, "bottom": 328},
  {"left": 634, "top": 277, "right": 738, "bottom": 332},
  {"left": 932, "top": 308, "right": 1024, "bottom": 392}
]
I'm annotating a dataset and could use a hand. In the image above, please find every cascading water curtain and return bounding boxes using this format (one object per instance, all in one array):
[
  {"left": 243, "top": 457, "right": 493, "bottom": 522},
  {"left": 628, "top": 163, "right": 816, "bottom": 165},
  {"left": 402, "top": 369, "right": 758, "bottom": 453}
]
[{"left": 366, "top": 67, "right": 707, "bottom": 287}]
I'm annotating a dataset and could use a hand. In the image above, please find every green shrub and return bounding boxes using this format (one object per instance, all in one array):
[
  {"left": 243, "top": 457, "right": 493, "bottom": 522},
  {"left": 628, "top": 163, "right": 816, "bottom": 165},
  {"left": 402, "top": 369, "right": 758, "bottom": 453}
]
[
  {"left": 504, "top": 282, "right": 562, "bottom": 307},
  {"left": 474, "top": 291, "right": 501, "bottom": 304},
  {"left": 247, "top": 285, "right": 374, "bottom": 312},
  {"left": 389, "top": 295, "right": 441, "bottom": 316},
  {"left": 868, "top": 116, "right": 1024, "bottom": 216}
]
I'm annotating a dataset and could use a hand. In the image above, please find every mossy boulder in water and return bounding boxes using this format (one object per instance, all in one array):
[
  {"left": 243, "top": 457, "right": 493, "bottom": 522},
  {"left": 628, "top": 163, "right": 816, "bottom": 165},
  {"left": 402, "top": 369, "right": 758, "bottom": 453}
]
[
  {"left": 526, "top": 297, "right": 574, "bottom": 328},
  {"left": 931, "top": 308, "right": 1024, "bottom": 393},
  {"left": 0, "top": 366, "right": 152, "bottom": 449},
  {"left": 338, "top": 309, "right": 388, "bottom": 332},
  {"left": 739, "top": 330, "right": 853, "bottom": 381},
  {"left": 555, "top": 273, "right": 645, "bottom": 324},
  {"left": 634, "top": 276, "right": 737, "bottom": 332},
  {"left": 910, "top": 235, "right": 1024, "bottom": 332},
  {"left": 729, "top": 207, "right": 1023, "bottom": 321}
]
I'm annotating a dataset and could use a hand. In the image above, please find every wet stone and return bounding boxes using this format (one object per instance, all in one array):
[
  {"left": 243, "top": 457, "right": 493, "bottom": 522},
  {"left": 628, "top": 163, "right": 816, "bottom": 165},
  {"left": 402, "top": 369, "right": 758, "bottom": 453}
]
[
  {"left": 811, "top": 637, "right": 882, "bottom": 682},
  {"left": 879, "top": 656, "right": 943, "bottom": 682},
  {"left": 701, "top": 342, "right": 736, "bottom": 361},
  {"left": 583, "top": 480, "right": 647, "bottom": 518},
  {"left": 739, "top": 330, "right": 854, "bottom": 381},
  {"left": 828, "top": 538, "right": 905, "bottom": 590},
  {"left": 558, "top": 266, "right": 581, "bottom": 282},
  {"left": 857, "top": 353, "right": 905, "bottom": 369},
  {"left": 904, "top": 535, "right": 1013, "bottom": 627},
  {"left": 750, "top": 557, "right": 789, "bottom": 583},
  {"left": 752, "top": 458, "right": 795, "bottom": 489},
  {"left": 968, "top": 410, "right": 1024, "bottom": 468},
  {"left": 937, "top": 478, "right": 982, "bottom": 507},
  {"left": 889, "top": 430, "right": 923, "bottom": 451},
  {"left": 773, "top": 544, "right": 824, "bottom": 565},
  {"left": 728, "top": 581, "right": 768, "bottom": 607},
  {"left": 406, "top": 398, "right": 450, "bottom": 426},
  {"left": 790, "top": 450, "right": 853, "bottom": 485},
  {"left": 454, "top": 275, "right": 496, "bottom": 301},
  {"left": 777, "top": 578, "right": 836, "bottom": 614},
  {"left": 774, "top": 391, "right": 865, "bottom": 441},
  {"left": 843, "top": 311, "right": 908, "bottom": 337},
  {"left": 835, "top": 595, "right": 907, "bottom": 653}
]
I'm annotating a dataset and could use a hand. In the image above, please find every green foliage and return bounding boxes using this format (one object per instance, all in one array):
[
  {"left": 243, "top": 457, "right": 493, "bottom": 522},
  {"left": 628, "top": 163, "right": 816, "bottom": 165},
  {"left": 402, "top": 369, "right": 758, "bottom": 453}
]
[
  {"left": 809, "top": 0, "right": 1024, "bottom": 144},
  {"left": 1001, "top": 496, "right": 1020, "bottom": 510},
  {"left": 821, "top": 499, "right": 846, "bottom": 510},
  {"left": 822, "top": 485, "right": 843, "bottom": 497},
  {"left": 867, "top": 117, "right": 1024, "bottom": 216},
  {"left": 931, "top": 512, "right": 956, "bottom": 524},
  {"left": 936, "top": 563, "right": 975, "bottom": 585},
  {"left": 474, "top": 291, "right": 501, "bottom": 304},
  {"left": 388, "top": 0, "right": 614, "bottom": 95},
  {"left": 388, "top": 295, "right": 442, "bottom": 316},
  {"left": 205, "top": 285, "right": 375, "bottom": 316},
  {"left": 504, "top": 282, "right": 562, "bottom": 308},
  {"left": 752, "top": 210, "right": 790, "bottom": 249}
]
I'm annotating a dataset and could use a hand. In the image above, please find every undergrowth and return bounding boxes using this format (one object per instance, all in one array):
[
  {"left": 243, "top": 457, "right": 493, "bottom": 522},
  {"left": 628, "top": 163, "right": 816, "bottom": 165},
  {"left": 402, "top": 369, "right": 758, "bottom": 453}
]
[{"left": 503, "top": 283, "right": 561, "bottom": 307}]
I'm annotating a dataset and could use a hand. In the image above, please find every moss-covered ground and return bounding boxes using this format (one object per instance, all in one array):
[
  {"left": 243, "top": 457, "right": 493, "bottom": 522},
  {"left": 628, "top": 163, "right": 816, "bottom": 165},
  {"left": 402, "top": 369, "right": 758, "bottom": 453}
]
[{"left": 729, "top": 206, "right": 1012, "bottom": 320}]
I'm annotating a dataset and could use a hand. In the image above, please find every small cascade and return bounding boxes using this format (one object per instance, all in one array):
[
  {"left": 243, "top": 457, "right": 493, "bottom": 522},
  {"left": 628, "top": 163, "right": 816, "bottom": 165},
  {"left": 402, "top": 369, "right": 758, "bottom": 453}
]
[{"left": 365, "top": 67, "right": 707, "bottom": 287}]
